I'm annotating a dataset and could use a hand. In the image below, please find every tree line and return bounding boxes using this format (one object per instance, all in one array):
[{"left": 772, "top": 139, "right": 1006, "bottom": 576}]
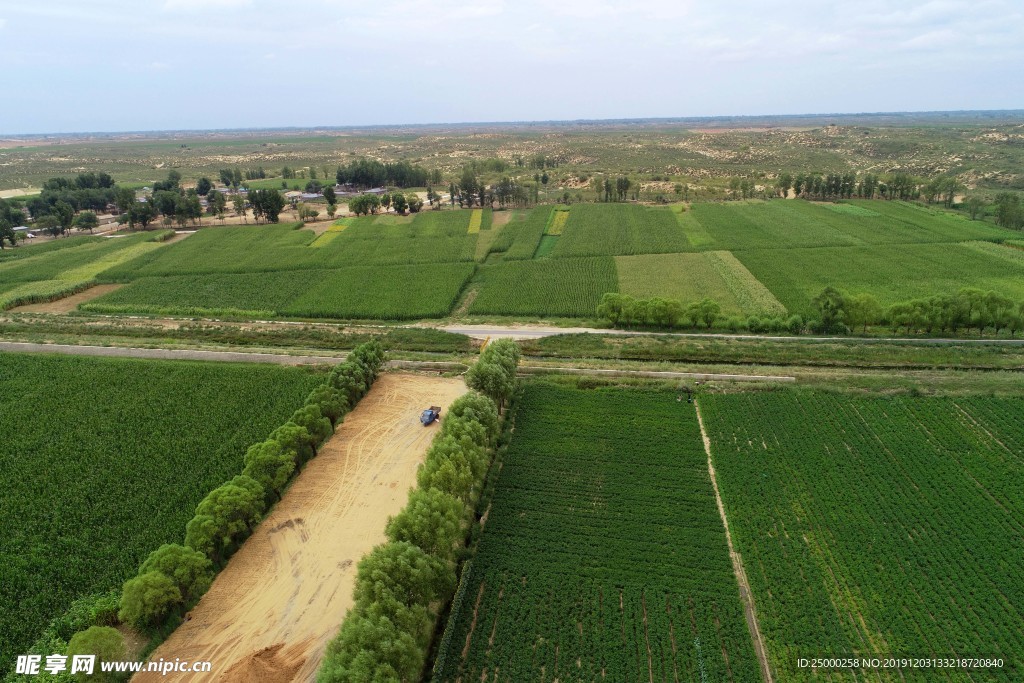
[
  {"left": 812, "top": 286, "right": 1024, "bottom": 337},
  {"left": 348, "top": 191, "right": 424, "bottom": 216},
  {"left": 94, "top": 343, "right": 387, "bottom": 642},
  {"left": 318, "top": 340, "right": 520, "bottom": 682},
  {"left": 598, "top": 293, "right": 805, "bottom": 335},
  {"left": 335, "top": 159, "right": 438, "bottom": 189},
  {"left": 597, "top": 287, "right": 1024, "bottom": 338}
]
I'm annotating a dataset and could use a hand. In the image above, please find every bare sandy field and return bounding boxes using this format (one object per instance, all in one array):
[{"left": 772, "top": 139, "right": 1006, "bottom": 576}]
[{"left": 135, "top": 373, "right": 467, "bottom": 682}]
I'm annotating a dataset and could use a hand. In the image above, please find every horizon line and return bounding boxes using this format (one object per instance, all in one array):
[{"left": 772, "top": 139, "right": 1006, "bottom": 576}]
[{"left": 3, "top": 108, "right": 1024, "bottom": 138}]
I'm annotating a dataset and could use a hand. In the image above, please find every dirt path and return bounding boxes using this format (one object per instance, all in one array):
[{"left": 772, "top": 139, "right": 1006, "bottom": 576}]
[
  {"left": 11, "top": 284, "right": 124, "bottom": 313},
  {"left": 135, "top": 373, "right": 467, "bottom": 682},
  {"left": 694, "top": 400, "right": 774, "bottom": 683}
]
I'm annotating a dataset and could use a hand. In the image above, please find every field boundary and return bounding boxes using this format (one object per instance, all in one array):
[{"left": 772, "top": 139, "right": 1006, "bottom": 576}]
[{"left": 695, "top": 400, "right": 774, "bottom": 683}]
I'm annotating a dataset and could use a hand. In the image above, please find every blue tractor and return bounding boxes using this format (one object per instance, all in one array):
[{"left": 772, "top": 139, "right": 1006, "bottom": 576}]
[{"left": 420, "top": 406, "right": 441, "bottom": 426}]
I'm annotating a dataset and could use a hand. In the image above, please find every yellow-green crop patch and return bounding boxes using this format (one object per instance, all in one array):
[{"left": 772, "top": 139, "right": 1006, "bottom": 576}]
[
  {"left": 467, "top": 209, "right": 483, "bottom": 234},
  {"left": 0, "top": 232, "right": 173, "bottom": 309},
  {"left": 616, "top": 252, "right": 755, "bottom": 316},
  {"left": 613, "top": 250, "right": 786, "bottom": 317},
  {"left": 704, "top": 250, "right": 788, "bottom": 316},
  {"left": 546, "top": 208, "right": 569, "bottom": 235}
]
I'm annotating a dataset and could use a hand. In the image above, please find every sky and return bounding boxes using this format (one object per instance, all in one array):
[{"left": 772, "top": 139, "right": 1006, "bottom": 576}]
[{"left": 1, "top": 0, "right": 1022, "bottom": 134}]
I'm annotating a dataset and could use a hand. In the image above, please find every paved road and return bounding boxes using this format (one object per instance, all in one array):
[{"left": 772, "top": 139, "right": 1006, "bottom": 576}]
[{"left": 438, "top": 324, "right": 1024, "bottom": 345}]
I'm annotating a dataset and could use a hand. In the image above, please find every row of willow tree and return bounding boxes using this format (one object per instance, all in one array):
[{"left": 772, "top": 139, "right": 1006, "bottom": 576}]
[
  {"left": 50, "top": 343, "right": 387, "bottom": 656},
  {"left": 596, "top": 288, "right": 1024, "bottom": 338},
  {"left": 318, "top": 339, "right": 521, "bottom": 682},
  {"left": 812, "top": 286, "right": 1024, "bottom": 336}
]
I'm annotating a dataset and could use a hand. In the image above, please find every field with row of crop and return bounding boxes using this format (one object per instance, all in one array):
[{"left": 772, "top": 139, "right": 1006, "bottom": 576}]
[
  {"left": 435, "top": 383, "right": 759, "bottom": 682},
  {"left": 0, "top": 232, "right": 172, "bottom": 309},
  {"left": 700, "top": 391, "right": 1024, "bottom": 682},
  {"left": 3, "top": 199, "right": 1022, "bottom": 322},
  {"left": 0, "top": 353, "right": 322, "bottom": 674},
  {"left": 85, "top": 262, "right": 476, "bottom": 319}
]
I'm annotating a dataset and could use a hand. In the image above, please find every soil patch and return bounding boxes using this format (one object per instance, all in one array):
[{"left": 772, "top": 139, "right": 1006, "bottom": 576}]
[
  {"left": 11, "top": 284, "right": 123, "bottom": 313},
  {"left": 134, "top": 373, "right": 467, "bottom": 682},
  {"left": 219, "top": 642, "right": 307, "bottom": 683}
]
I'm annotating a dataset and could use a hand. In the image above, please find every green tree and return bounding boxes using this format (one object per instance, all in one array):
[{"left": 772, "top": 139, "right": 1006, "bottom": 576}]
[
  {"left": 385, "top": 488, "right": 466, "bottom": 559},
  {"left": 465, "top": 360, "right": 514, "bottom": 411},
  {"left": 128, "top": 200, "right": 156, "bottom": 229},
  {"left": 0, "top": 220, "right": 14, "bottom": 248},
  {"left": 845, "top": 293, "right": 882, "bottom": 333},
  {"left": 208, "top": 190, "right": 227, "bottom": 221},
  {"left": 195, "top": 177, "right": 213, "bottom": 196},
  {"left": 306, "top": 384, "right": 349, "bottom": 426},
  {"left": 994, "top": 192, "right": 1023, "bottom": 229},
  {"left": 232, "top": 193, "right": 247, "bottom": 223},
  {"left": 242, "top": 440, "right": 297, "bottom": 501},
  {"left": 597, "top": 292, "right": 631, "bottom": 326},
  {"left": 318, "top": 606, "right": 424, "bottom": 683},
  {"left": 352, "top": 542, "right": 455, "bottom": 615},
  {"left": 391, "top": 193, "right": 408, "bottom": 215},
  {"left": 66, "top": 626, "right": 126, "bottom": 682},
  {"left": 138, "top": 544, "right": 213, "bottom": 603},
  {"left": 406, "top": 193, "right": 423, "bottom": 213},
  {"left": 118, "top": 571, "right": 182, "bottom": 630},
  {"left": 290, "top": 404, "right": 333, "bottom": 450},
  {"left": 270, "top": 421, "right": 316, "bottom": 466},
  {"left": 73, "top": 211, "right": 99, "bottom": 233},
  {"left": 697, "top": 298, "right": 721, "bottom": 329},
  {"left": 53, "top": 201, "right": 75, "bottom": 234},
  {"left": 811, "top": 287, "right": 848, "bottom": 334},
  {"left": 445, "top": 392, "right": 499, "bottom": 445},
  {"left": 323, "top": 185, "right": 336, "bottom": 204},
  {"left": 185, "top": 475, "right": 265, "bottom": 562},
  {"left": 36, "top": 215, "right": 62, "bottom": 237}
]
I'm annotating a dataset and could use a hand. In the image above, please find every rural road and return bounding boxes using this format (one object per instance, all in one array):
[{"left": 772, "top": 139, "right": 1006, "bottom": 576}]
[
  {"left": 0, "top": 341, "right": 344, "bottom": 365},
  {"left": 0, "top": 341, "right": 795, "bottom": 382},
  {"left": 438, "top": 324, "right": 1024, "bottom": 344}
]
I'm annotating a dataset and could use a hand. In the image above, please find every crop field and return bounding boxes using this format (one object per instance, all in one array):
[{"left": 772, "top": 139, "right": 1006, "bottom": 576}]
[
  {"left": 615, "top": 252, "right": 784, "bottom": 316},
  {"left": 103, "top": 215, "right": 478, "bottom": 280},
  {"left": 502, "top": 205, "right": 553, "bottom": 260},
  {"left": 435, "top": 384, "right": 758, "bottom": 682},
  {"left": 0, "top": 235, "right": 101, "bottom": 262},
  {"left": 552, "top": 203, "right": 692, "bottom": 257},
  {"left": 736, "top": 241, "right": 1024, "bottom": 314},
  {"left": 469, "top": 256, "right": 617, "bottom": 316},
  {"left": 0, "top": 232, "right": 172, "bottom": 309},
  {"left": 686, "top": 201, "right": 1011, "bottom": 251},
  {"left": 0, "top": 353, "right": 322, "bottom": 673},
  {"left": 700, "top": 391, "right": 1024, "bottom": 682},
  {"left": 85, "top": 262, "right": 475, "bottom": 319}
]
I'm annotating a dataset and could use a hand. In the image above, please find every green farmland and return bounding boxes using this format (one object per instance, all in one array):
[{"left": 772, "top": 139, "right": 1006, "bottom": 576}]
[
  {"left": 2, "top": 200, "right": 1022, "bottom": 326},
  {"left": 0, "top": 353, "right": 322, "bottom": 674},
  {"left": 700, "top": 391, "right": 1024, "bottom": 682},
  {"left": 435, "top": 383, "right": 759, "bottom": 682},
  {"left": 87, "top": 262, "right": 475, "bottom": 319}
]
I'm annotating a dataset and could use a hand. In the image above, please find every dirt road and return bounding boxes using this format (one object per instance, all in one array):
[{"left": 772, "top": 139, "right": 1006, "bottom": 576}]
[
  {"left": 11, "top": 284, "right": 123, "bottom": 313},
  {"left": 135, "top": 373, "right": 467, "bottom": 682}
]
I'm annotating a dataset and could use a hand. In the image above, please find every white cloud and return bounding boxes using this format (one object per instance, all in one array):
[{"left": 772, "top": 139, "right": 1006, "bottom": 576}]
[
  {"left": 0, "top": 18, "right": 7, "bottom": 30},
  {"left": 162, "top": 0, "right": 251, "bottom": 11}
]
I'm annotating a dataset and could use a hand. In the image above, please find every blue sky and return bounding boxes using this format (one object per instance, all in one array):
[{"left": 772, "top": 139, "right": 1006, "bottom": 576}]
[{"left": 1, "top": 0, "right": 1022, "bottom": 134}]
